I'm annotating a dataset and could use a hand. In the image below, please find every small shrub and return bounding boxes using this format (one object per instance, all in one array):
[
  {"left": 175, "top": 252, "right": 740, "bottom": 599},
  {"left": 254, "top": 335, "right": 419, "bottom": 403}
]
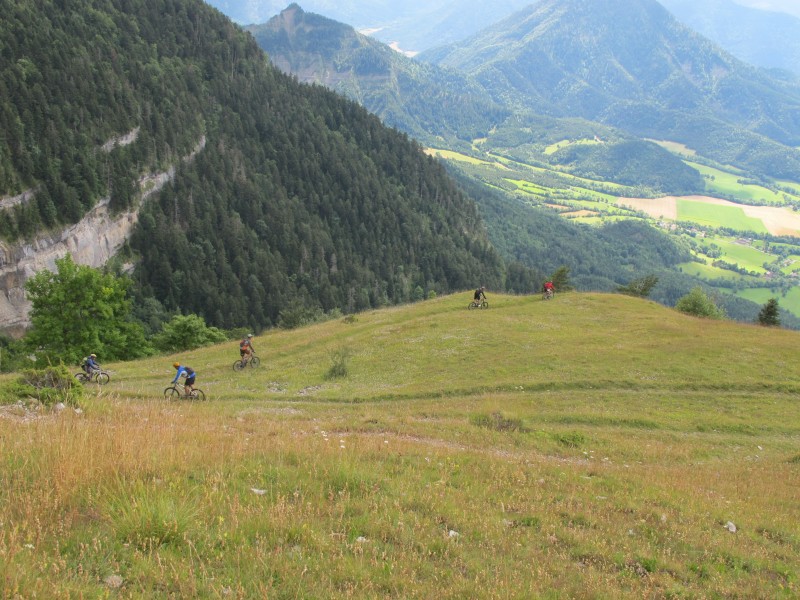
[
  {"left": 471, "top": 411, "right": 527, "bottom": 432},
  {"left": 675, "top": 287, "right": 726, "bottom": 320},
  {"left": 553, "top": 431, "right": 586, "bottom": 448},
  {"left": 617, "top": 274, "right": 659, "bottom": 298},
  {"left": 342, "top": 314, "right": 358, "bottom": 324},
  {"left": 11, "top": 365, "right": 83, "bottom": 406},
  {"left": 103, "top": 480, "right": 198, "bottom": 550},
  {"left": 325, "top": 347, "right": 352, "bottom": 380}
]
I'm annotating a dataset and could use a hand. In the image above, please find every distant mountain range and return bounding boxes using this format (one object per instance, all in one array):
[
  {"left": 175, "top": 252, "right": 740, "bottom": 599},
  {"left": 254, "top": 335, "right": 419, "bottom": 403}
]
[
  {"left": 246, "top": 5, "right": 510, "bottom": 143},
  {"left": 209, "top": 0, "right": 531, "bottom": 53},
  {"left": 208, "top": 0, "right": 800, "bottom": 72},
  {"left": 660, "top": 0, "right": 800, "bottom": 75},
  {"left": 419, "top": 0, "right": 800, "bottom": 180},
  {"left": 255, "top": 0, "right": 800, "bottom": 183}
]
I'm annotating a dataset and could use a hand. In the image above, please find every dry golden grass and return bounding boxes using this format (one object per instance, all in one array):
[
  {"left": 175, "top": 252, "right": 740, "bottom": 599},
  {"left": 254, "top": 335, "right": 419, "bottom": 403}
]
[{"left": 1, "top": 292, "right": 799, "bottom": 598}]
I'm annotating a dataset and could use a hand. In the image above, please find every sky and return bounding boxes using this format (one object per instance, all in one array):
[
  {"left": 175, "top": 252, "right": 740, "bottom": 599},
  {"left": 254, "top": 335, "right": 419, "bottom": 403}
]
[{"left": 734, "top": 0, "right": 800, "bottom": 18}]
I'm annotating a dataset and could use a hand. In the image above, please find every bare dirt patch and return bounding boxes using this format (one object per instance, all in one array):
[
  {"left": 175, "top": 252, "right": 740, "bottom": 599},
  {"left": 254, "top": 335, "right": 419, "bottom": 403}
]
[{"left": 618, "top": 196, "right": 678, "bottom": 220}]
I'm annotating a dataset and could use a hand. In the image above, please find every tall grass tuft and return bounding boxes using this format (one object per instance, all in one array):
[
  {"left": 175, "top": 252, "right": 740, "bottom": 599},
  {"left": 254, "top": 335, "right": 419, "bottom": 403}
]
[
  {"left": 325, "top": 346, "right": 352, "bottom": 380},
  {"left": 470, "top": 411, "right": 527, "bottom": 432},
  {"left": 102, "top": 479, "right": 199, "bottom": 550}
]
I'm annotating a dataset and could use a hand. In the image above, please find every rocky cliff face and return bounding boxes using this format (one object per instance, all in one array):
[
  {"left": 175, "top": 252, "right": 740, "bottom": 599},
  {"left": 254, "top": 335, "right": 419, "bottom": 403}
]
[{"left": 0, "top": 137, "right": 205, "bottom": 337}]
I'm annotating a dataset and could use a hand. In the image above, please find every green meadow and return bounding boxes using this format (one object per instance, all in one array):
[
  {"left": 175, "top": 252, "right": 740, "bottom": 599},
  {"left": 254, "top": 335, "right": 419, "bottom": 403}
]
[
  {"left": 686, "top": 161, "right": 798, "bottom": 205},
  {"left": 735, "top": 286, "right": 800, "bottom": 317},
  {"left": 676, "top": 261, "right": 755, "bottom": 282},
  {"left": 702, "top": 236, "right": 773, "bottom": 274},
  {"left": 2, "top": 293, "right": 799, "bottom": 598},
  {"left": 677, "top": 199, "right": 769, "bottom": 233}
]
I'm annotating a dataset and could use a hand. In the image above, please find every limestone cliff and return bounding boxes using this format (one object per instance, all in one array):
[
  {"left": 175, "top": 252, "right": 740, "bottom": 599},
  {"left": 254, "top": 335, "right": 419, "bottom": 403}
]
[{"left": 0, "top": 136, "right": 205, "bottom": 337}]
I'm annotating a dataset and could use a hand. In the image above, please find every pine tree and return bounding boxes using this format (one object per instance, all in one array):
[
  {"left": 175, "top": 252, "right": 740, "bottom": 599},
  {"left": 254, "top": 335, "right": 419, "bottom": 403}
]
[{"left": 757, "top": 298, "right": 780, "bottom": 327}]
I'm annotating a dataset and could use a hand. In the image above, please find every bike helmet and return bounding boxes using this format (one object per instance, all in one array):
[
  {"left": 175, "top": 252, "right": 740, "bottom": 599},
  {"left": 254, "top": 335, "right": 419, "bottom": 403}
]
[
  {"left": 90, "top": 353, "right": 96, "bottom": 358},
  {"left": 173, "top": 362, "right": 180, "bottom": 369},
  {"left": 247, "top": 333, "right": 253, "bottom": 338}
]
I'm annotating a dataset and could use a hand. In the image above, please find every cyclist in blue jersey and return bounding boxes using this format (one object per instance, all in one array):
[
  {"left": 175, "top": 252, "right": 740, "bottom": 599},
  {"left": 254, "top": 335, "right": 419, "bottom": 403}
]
[
  {"left": 172, "top": 362, "right": 196, "bottom": 396},
  {"left": 81, "top": 353, "right": 100, "bottom": 376}
]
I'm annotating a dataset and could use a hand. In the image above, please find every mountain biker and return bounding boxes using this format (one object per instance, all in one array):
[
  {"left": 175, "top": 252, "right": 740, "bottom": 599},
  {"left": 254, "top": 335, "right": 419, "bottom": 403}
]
[
  {"left": 474, "top": 286, "right": 487, "bottom": 305},
  {"left": 239, "top": 333, "right": 255, "bottom": 364},
  {"left": 544, "top": 281, "right": 555, "bottom": 298},
  {"left": 172, "top": 362, "right": 196, "bottom": 396},
  {"left": 81, "top": 353, "right": 100, "bottom": 376}
]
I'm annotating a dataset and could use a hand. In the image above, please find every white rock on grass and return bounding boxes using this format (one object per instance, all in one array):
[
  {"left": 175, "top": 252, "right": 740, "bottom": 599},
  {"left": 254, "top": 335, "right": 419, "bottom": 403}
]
[{"left": 725, "top": 521, "right": 737, "bottom": 533}]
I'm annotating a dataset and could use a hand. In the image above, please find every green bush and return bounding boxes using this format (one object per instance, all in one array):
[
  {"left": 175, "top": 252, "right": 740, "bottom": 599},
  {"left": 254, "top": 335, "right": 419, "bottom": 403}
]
[
  {"left": 151, "top": 314, "right": 227, "bottom": 352},
  {"left": 10, "top": 365, "right": 83, "bottom": 407},
  {"left": 325, "top": 347, "right": 352, "bottom": 380},
  {"left": 617, "top": 274, "right": 659, "bottom": 298},
  {"left": 675, "top": 286, "right": 726, "bottom": 320}
]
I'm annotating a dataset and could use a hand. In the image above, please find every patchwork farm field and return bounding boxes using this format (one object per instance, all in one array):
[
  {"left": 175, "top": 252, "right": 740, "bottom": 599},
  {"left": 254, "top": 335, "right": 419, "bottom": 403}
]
[{"left": 428, "top": 141, "right": 800, "bottom": 317}]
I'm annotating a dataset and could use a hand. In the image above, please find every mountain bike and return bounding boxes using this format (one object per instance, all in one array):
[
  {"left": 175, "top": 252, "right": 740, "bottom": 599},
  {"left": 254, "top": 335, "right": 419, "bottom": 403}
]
[
  {"left": 233, "top": 352, "right": 260, "bottom": 371},
  {"left": 542, "top": 288, "right": 554, "bottom": 300},
  {"left": 164, "top": 381, "right": 206, "bottom": 401},
  {"left": 468, "top": 299, "right": 489, "bottom": 309},
  {"left": 74, "top": 369, "right": 111, "bottom": 385}
]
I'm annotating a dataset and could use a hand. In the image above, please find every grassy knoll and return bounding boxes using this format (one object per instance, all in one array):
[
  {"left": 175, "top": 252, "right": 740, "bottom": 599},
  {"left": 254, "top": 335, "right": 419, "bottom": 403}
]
[{"left": 2, "top": 293, "right": 799, "bottom": 598}]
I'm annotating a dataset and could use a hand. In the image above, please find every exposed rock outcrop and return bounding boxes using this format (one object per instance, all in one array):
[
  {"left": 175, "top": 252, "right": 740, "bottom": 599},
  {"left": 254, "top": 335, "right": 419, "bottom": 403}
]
[{"left": 0, "top": 136, "right": 205, "bottom": 337}]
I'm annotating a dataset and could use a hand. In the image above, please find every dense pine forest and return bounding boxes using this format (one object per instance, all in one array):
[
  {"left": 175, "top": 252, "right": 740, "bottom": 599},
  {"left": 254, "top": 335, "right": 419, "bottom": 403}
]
[{"left": 1, "top": 0, "right": 506, "bottom": 332}]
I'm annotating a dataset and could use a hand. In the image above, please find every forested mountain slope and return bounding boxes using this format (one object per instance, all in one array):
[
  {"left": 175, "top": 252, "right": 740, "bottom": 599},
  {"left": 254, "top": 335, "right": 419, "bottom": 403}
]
[
  {"left": 420, "top": 0, "right": 800, "bottom": 181},
  {"left": 0, "top": 0, "right": 505, "bottom": 332},
  {"left": 246, "top": 4, "right": 509, "bottom": 144}
]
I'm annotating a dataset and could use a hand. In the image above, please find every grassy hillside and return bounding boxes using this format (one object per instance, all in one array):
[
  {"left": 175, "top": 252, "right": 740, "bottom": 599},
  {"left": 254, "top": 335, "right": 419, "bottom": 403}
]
[{"left": 2, "top": 293, "right": 800, "bottom": 597}]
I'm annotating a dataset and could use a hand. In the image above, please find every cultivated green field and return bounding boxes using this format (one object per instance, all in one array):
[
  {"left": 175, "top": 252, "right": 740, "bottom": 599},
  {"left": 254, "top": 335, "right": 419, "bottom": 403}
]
[
  {"left": 734, "top": 286, "right": 800, "bottom": 317},
  {"left": 2, "top": 293, "right": 799, "bottom": 598},
  {"left": 677, "top": 199, "right": 769, "bottom": 234},
  {"left": 676, "top": 261, "right": 756, "bottom": 282},
  {"left": 686, "top": 161, "right": 798, "bottom": 205}
]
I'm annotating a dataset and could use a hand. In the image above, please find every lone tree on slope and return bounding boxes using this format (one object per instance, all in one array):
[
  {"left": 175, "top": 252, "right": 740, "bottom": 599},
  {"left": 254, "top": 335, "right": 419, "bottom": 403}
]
[{"left": 757, "top": 298, "right": 780, "bottom": 327}]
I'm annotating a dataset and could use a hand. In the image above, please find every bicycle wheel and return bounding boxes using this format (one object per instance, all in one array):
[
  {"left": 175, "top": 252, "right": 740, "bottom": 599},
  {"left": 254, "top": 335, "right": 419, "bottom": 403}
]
[
  {"left": 481, "top": 301, "right": 489, "bottom": 309},
  {"left": 95, "top": 371, "right": 110, "bottom": 385},
  {"left": 74, "top": 372, "right": 88, "bottom": 383},
  {"left": 164, "top": 386, "right": 181, "bottom": 400},
  {"left": 468, "top": 302, "right": 476, "bottom": 310},
  {"left": 190, "top": 389, "right": 206, "bottom": 401},
  {"left": 233, "top": 360, "right": 245, "bottom": 371},
  {"left": 249, "top": 356, "right": 260, "bottom": 368}
]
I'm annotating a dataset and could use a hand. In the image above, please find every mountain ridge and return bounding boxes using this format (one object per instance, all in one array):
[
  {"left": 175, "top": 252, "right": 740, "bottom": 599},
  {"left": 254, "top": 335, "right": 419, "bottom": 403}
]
[
  {"left": 247, "top": 4, "right": 510, "bottom": 143},
  {"left": 418, "top": 0, "right": 800, "bottom": 180}
]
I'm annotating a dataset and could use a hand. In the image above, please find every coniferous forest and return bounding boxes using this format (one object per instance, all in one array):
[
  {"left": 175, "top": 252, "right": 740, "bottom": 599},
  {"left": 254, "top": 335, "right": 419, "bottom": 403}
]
[{"left": 1, "top": 0, "right": 505, "bottom": 332}]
